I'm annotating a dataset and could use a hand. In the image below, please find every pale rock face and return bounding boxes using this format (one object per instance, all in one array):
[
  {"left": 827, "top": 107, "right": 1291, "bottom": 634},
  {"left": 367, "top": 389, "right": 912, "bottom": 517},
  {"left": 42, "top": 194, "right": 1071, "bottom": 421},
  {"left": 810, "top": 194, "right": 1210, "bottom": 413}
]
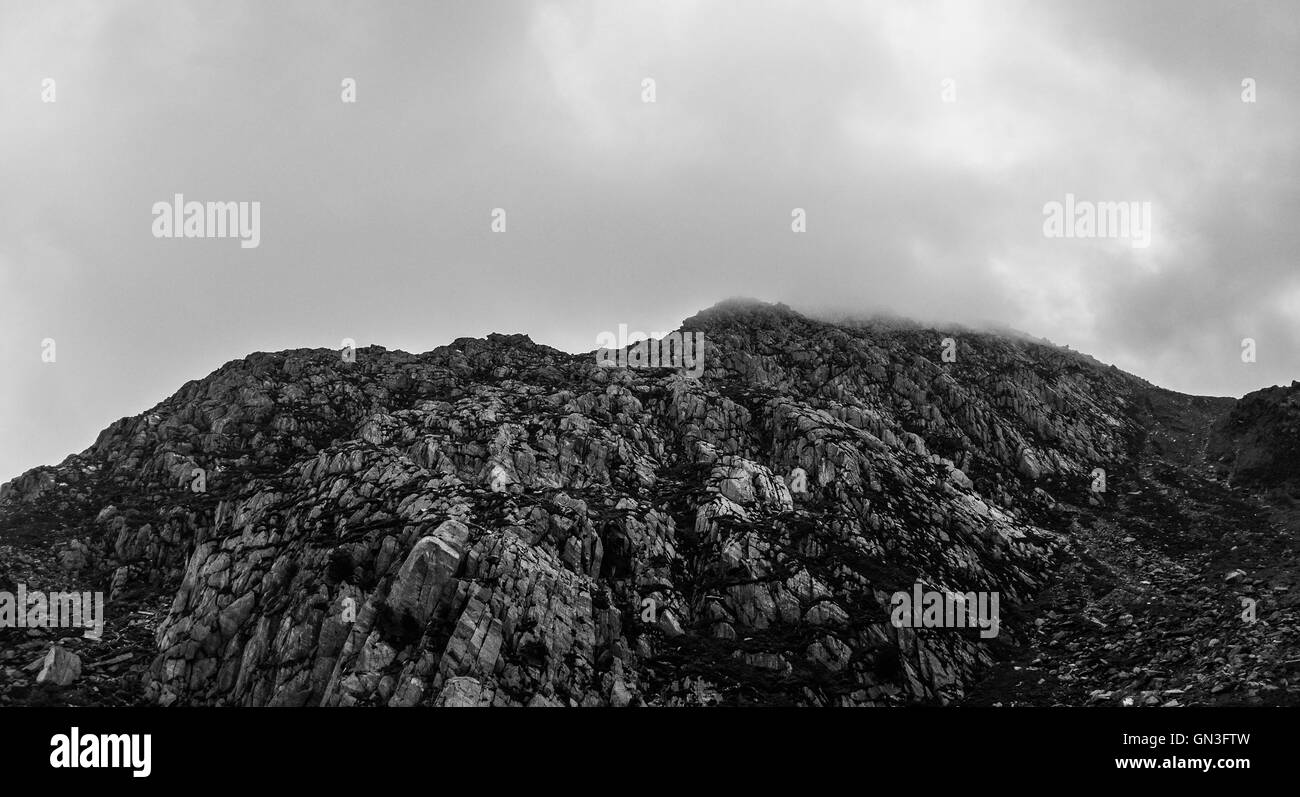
[
  {"left": 488, "top": 464, "right": 511, "bottom": 493},
  {"left": 37, "top": 646, "right": 82, "bottom": 686},
  {"left": 385, "top": 520, "right": 469, "bottom": 627},
  {"left": 1018, "top": 448, "right": 1045, "bottom": 480},
  {"left": 946, "top": 467, "right": 974, "bottom": 490},
  {"left": 435, "top": 676, "right": 485, "bottom": 707},
  {"left": 719, "top": 466, "right": 756, "bottom": 504}
]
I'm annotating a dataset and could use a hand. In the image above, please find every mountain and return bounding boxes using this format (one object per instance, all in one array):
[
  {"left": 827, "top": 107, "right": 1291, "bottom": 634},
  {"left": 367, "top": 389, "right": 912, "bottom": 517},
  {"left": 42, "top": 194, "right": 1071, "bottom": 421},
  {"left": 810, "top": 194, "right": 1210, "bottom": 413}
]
[{"left": 3, "top": 299, "right": 1298, "bottom": 707}]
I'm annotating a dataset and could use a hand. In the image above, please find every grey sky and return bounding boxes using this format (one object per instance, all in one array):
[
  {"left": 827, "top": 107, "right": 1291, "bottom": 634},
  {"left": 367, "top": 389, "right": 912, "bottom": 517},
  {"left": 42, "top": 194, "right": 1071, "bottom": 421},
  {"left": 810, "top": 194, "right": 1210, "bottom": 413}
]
[{"left": 2, "top": 0, "right": 1298, "bottom": 483}]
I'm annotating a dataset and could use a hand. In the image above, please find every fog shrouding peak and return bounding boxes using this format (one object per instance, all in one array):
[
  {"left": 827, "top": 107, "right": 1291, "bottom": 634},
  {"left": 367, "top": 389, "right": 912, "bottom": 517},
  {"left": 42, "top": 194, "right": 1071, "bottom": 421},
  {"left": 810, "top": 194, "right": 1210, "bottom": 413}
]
[{"left": 2, "top": 0, "right": 1296, "bottom": 483}]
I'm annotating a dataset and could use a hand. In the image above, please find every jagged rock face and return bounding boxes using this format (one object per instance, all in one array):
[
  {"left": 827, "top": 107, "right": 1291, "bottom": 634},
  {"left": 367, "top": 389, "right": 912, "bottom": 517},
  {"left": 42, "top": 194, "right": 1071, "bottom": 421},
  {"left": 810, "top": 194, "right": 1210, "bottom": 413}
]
[
  {"left": 1, "top": 301, "right": 1169, "bottom": 706},
  {"left": 1208, "top": 381, "right": 1300, "bottom": 489}
]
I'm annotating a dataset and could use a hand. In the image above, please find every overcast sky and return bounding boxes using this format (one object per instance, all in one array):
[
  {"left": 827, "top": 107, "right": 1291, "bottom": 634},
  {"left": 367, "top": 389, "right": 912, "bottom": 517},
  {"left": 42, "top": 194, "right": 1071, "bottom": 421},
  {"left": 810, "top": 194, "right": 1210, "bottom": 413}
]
[{"left": 2, "top": 0, "right": 1297, "bottom": 483}]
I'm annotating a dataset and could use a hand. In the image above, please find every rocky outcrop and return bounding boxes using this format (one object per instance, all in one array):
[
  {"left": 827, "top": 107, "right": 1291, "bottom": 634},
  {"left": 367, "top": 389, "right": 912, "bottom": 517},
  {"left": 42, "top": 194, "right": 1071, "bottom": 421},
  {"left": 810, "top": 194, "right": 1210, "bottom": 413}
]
[
  {"left": 1208, "top": 381, "right": 1300, "bottom": 489},
  {"left": 36, "top": 645, "right": 81, "bottom": 686},
  {"left": 7, "top": 299, "right": 1291, "bottom": 707}
]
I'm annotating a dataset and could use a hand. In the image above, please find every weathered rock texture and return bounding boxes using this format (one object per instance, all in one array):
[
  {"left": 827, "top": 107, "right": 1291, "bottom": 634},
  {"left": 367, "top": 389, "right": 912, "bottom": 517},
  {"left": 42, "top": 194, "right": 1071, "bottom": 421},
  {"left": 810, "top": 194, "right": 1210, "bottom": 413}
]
[{"left": 4, "top": 300, "right": 1300, "bottom": 707}]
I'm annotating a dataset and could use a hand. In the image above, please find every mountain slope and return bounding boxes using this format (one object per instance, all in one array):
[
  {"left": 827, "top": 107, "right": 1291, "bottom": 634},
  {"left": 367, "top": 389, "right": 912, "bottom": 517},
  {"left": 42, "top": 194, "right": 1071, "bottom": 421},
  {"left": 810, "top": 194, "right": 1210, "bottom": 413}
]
[{"left": 3, "top": 299, "right": 1297, "bottom": 707}]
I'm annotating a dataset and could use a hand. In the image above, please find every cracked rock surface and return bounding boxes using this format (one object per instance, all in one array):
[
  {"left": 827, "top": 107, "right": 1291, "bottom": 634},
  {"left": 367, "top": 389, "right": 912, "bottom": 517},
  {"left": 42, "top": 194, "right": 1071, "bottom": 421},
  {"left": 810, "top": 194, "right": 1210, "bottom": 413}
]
[{"left": 3, "top": 299, "right": 1297, "bottom": 706}]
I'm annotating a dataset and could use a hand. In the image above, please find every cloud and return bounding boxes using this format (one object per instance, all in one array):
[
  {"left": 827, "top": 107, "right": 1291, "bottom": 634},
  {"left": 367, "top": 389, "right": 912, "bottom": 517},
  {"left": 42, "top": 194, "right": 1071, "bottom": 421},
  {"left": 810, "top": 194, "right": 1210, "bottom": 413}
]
[{"left": 1, "top": 0, "right": 1296, "bottom": 481}]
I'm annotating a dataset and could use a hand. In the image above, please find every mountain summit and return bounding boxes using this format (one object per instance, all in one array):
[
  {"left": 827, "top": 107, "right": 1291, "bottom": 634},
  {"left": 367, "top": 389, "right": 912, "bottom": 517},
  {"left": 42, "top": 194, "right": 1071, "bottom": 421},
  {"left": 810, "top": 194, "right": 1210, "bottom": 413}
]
[{"left": 2, "top": 300, "right": 1297, "bottom": 707}]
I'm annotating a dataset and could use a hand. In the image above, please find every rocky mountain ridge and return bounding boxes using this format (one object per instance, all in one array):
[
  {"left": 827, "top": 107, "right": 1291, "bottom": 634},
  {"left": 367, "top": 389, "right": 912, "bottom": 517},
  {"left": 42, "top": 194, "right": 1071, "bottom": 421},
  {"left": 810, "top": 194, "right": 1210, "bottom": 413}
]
[{"left": 3, "top": 299, "right": 1298, "bottom": 707}]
